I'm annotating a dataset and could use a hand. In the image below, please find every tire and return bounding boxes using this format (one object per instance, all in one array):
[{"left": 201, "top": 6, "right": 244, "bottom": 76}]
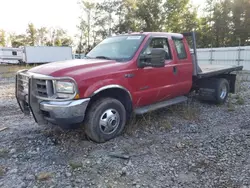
[
  {"left": 84, "top": 98, "right": 127, "bottom": 143},
  {"left": 214, "top": 78, "right": 229, "bottom": 104}
]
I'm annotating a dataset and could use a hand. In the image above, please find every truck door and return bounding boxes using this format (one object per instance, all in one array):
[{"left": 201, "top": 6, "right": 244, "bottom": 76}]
[
  {"left": 171, "top": 37, "right": 193, "bottom": 96},
  {"left": 133, "top": 37, "right": 180, "bottom": 107}
]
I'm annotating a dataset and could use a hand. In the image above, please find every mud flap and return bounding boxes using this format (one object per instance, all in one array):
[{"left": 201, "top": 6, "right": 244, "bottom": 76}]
[{"left": 198, "top": 88, "right": 216, "bottom": 101}]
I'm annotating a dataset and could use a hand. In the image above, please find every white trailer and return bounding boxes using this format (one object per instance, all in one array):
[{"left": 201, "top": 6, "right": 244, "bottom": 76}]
[
  {"left": 24, "top": 46, "right": 73, "bottom": 64},
  {"left": 0, "top": 47, "right": 23, "bottom": 64}
]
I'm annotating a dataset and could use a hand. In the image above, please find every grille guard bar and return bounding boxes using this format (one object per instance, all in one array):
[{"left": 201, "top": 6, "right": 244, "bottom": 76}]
[{"left": 16, "top": 70, "right": 79, "bottom": 124}]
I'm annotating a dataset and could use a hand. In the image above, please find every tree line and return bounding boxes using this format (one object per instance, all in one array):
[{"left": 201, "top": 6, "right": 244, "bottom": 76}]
[
  {"left": 0, "top": 23, "right": 73, "bottom": 48},
  {"left": 1, "top": 0, "right": 250, "bottom": 53},
  {"left": 76, "top": 0, "right": 250, "bottom": 53}
]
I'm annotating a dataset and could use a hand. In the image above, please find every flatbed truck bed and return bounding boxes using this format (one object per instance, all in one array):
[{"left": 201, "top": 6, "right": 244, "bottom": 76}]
[{"left": 197, "top": 64, "right": 243, "bottom": 79}]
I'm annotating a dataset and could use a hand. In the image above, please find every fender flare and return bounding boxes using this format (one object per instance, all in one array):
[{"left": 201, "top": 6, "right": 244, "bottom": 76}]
[{"left": 90, "top": 84, "right": 132, "bottom": 101}]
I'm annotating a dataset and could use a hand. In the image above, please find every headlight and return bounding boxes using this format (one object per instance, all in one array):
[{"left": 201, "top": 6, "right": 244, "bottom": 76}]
[{"left": 55, "top": 81, "right": 75, "bottom": 94}]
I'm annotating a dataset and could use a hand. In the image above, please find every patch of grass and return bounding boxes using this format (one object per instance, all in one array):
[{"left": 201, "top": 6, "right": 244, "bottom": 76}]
[
  {"left": 125, "top": 113, "right": 156, "bottom": 135},
  {"left": 69, "top": 161, "right": 83, "bottom": 170},
  {"left": 125, "top": 117, "right": 140, "bottom": 136},
  {"left": 0, "top": 64, "right": 35, "bottom": 72},
  {"left": 227, "top": 94, "right": 235, "bottom": 111},
  {"left": 0, "top": 149, "right": 9, "bottom": 158},
  {"left": 106, "top": 184, "right": 115, "bottom": 188},
  {"left": 228, "top": 106, "right": 235, "bottom": 112},
  {"left": 126, "top": 102, "right": 199, "bottom": 135},
  {"left": 168, "top": 102, "right": 200, "bottom": 121},
  {"left": 235, "top": 74, "right": 249, "bottom": 92},
  {"left": 159, "top": 119, "right": 172, "bottom": 131},
  {"left": 182, "top": 105, "right": 200, "bottom": 120},
  {"left": 0, "top": 166, "right": 5, "bottom": 176},
  {"left": 227, "top": 101, "right": 235, "bottom": 112},
  {"left": 236, "top": 96, "right": 245, "bottom": 105},
  {"left": 173, "top": 103, "right": 200, "bottom": 121},
  {"left": 36, "top": 172, "right": 53, "bottom": 181},
  {"left": 0, "top": 65, "right": 36, "bottom": 78}
]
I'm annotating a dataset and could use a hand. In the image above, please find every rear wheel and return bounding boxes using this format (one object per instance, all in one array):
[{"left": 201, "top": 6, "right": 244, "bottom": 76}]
[
  {"left": 84, "top": 98, "right": 126, "bottom": 143},
  {"left": 214, "top": 78, "right": 229, "bottom": 104},
  {"left": 198, "top": 78, "right": 229, "bottom": 104}
]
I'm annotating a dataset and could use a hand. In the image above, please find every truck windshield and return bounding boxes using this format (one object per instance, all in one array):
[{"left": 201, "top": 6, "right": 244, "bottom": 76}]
[{"left": 86, "top": 35, "right": 145, "bottom": 62}]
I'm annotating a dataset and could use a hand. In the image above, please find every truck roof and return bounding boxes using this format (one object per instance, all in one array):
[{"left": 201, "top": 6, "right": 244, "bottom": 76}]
[{"left": 119, "top": 32, "right": 183, "bottom": 38}]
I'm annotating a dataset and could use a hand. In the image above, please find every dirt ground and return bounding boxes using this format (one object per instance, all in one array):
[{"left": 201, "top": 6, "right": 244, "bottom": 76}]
[{"left": 0, "top": 70, "right": 250, "bottom": 188}]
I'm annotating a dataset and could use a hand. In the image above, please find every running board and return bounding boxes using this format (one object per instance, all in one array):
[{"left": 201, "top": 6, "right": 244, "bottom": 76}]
[{"left": 134, "top": 96, "right": 188, "bottom": 115}]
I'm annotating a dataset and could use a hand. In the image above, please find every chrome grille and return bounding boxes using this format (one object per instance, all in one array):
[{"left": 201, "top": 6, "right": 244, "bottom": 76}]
[
  {"left": 16, "top": 70, "right": 76, "bottom": 101},
  {"left": 36, "top": 79, "right": 47, "bottom": 97},
  {"left": 35, "top": 79, "right": 54, "bottom": 98}
]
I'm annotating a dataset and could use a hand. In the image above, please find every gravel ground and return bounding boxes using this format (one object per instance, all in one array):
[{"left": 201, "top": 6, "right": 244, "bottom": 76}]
[{"left": 0, "top": 76, "right": 250, "bottom": 188}]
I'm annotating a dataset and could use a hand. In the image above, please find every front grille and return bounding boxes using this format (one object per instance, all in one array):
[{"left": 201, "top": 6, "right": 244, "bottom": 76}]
[
  {"left": 16, "top": 71, "right": 75, "bottom": 101},
  {"left": 17, "top": 72, "right": 55, "bottom": 99},
  {"left": 36, "top": 79, "right": 48, "bottom": 97},
  {"left": 35, "top": 79, "right": 54, "bottom": 98}
]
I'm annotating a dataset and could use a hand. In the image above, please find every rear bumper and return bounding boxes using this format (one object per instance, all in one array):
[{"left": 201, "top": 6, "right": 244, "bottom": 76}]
[{"left": 40, "top": 99, "right": 90, "bottom": 125}]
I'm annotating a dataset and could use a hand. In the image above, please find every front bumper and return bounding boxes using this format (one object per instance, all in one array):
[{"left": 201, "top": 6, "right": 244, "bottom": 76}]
[
  {"left": 40, "top": 99, "right": 90, "bottom": 125},
  {"left": 16, "top": 70, "right": 90, "bottom": 125}
]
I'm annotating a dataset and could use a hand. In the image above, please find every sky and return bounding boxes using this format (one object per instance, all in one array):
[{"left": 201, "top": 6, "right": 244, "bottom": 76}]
[{"left": 0, "top": 0, "right": 206, "bottom": 38}]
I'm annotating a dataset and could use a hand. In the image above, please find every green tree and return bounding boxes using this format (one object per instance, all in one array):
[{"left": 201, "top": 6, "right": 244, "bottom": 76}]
[
  {"left": 135, "top": 0, "right": 164, "bottom": 31},
  {"left": 76, "top": 19, "right": 88, "bottom": 53},
  {"left": 200, "top": 0, "right": 250, "bottom": 47},
  {"left": 77, "top": 0, "right": 202, "bottom": 49},
  {"left": 79, "top": 0, "right": 96, "bottom": 49},
  {"left": 61, "top": 37, "right": 73, "bottom": 46},
  {"left": 10, "top": 34, "right": 27, "bottom": 47},
  {"left": 232, "top": 0, "right": 250, "bottom": 46},
  {"left": 0, "top": 29, "right": 6, "bottom": 46},
  {"left": 37, "top": 27, "right": 48, "bottom": 46},
  {"left": 26, "top": 23, "right": 37, "bottom": 46},
  {"left": 196, "top": 17, "right": 213, "bottom": 48}
]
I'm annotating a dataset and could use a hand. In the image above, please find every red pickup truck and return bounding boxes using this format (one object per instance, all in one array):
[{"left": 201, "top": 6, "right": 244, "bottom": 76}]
[{"left": 16, "top": 31, "right": 243, "bottom": 142}]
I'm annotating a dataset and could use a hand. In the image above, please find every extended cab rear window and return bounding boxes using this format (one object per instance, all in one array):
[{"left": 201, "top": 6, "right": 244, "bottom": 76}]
[{"left": 173, "top": 38, "right": 187, "bottom": 59}]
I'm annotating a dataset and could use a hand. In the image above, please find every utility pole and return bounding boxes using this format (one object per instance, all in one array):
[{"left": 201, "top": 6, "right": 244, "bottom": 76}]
[
  {"left": 210, "top": 0, "right": 213, "bottom": 64},
  {"left": 79, "top": 31, "right": 83, "bottom": 57},
  {"left": 109, "top": 12, "right": 112, "bottom": 36},
  {"left": 87, "top": 11, "right": 90, "bottom": 51},
  {"left": 237, "top": 37, "right": 241, "bottom": 65},
  {"left": 83, "top": 6, "right": 91, "bottom": 52}
]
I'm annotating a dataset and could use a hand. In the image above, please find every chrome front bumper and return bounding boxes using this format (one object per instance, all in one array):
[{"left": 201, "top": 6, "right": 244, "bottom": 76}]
[
  {"left": 40, "top": 99, "right": 90, "bottom": 125},
  {"left": 16, "top": 70, "right": 90, "bottom": 125}
]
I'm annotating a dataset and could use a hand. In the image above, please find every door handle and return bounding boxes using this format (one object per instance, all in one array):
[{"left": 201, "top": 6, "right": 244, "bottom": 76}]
[{"left": 173, "top": 66, "right": 177, "bottom": 75}]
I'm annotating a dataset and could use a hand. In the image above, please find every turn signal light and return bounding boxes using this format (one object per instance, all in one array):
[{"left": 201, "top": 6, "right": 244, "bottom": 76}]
[{"left": 74, "top": 94, "right": 80, "bottom": 99}]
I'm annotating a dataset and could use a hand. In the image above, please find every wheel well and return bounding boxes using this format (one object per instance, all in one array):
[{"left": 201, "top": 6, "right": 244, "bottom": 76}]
[{"left": 86, "top": 88, "right": 133, "bottom": 119}]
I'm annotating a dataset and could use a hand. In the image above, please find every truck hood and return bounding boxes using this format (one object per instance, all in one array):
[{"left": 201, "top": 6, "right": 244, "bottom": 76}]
[{"left": 28, "top": 59, "right": 123, "bottom": 78}]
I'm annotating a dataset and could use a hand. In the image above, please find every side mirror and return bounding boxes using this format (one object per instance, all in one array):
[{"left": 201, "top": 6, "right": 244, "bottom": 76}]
[{"left": 138, "top": 48, "right": 165, "bottom": 68}]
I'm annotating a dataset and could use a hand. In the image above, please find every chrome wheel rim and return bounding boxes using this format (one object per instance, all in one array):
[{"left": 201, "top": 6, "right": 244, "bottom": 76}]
[
  {"left": 220, "top": 84, "right": 227, "bottom": 99},
  {"left": 99, "top": 109, "right": 120, "bottom": 135}
]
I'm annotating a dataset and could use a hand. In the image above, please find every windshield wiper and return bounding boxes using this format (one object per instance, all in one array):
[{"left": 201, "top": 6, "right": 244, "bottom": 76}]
[
  {"left": 85, "top": 56, "right": 92, "bottom": 59},
  {"left": 95, "top": 56, "right": 112, "bottom": 60}
]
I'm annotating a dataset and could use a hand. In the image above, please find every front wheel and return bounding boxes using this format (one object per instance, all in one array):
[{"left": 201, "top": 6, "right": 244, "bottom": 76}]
[{"left": 84, "top": 98, "right": 127, "bottom": 143}]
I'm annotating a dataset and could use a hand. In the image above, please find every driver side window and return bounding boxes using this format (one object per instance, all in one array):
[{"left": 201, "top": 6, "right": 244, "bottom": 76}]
[{"left": 143, "top": 38, "right": 172, "bottom": 60}]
